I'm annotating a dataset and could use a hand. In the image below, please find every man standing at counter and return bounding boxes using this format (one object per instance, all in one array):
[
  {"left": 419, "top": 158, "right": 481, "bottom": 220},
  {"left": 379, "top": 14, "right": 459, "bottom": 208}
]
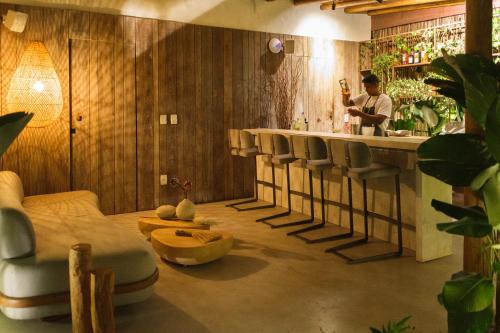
[{"left": 342, "top": 74, "right": 392, "bottom": 136}]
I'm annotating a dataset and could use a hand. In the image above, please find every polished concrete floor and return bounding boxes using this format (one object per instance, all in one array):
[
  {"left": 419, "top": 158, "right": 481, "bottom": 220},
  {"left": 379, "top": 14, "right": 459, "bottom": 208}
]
[{"left": 0, "top": 200, "right": 461, "bottom": 332}]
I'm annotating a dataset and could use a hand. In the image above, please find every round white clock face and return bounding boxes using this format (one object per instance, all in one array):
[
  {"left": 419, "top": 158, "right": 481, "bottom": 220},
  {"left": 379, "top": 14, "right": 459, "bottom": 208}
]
[{"left": 268, "top": 38, "right": 283, "bottom": 54}]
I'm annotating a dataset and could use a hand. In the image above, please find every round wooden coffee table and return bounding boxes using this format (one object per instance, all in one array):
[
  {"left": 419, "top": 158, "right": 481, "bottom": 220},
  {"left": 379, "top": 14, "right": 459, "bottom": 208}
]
[
  {"left": 138, "top": 216, "right": 209, "bottom": 238},
  {"left": 151, "top": 228, "right": 233, "bottom": 266}
]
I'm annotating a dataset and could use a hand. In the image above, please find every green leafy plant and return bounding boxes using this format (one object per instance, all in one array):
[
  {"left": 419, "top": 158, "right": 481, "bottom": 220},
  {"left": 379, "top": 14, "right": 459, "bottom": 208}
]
[
  {"left": 373, "top": 53, "right": 397, "bottom": 86},
  {"left": 418, "top": 51, "right": 500, "bottom": 332},
  {"left": 0, "top": 112, "right": 33, "bottom": 158},
  {"left": 386, "top": 78, "right": 460, "bottom": 135},
  {"left": 370, "top": 316, "right": 413, "bottom": 333}
]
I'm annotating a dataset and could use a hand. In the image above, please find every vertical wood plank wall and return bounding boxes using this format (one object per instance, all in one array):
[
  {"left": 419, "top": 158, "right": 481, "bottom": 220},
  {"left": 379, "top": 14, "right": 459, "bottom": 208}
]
[{"left": 0, "top": 4, "right": 360, "bottom": 215}]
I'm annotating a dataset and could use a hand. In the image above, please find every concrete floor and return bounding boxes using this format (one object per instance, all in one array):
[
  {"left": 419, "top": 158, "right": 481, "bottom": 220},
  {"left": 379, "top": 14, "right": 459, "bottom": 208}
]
[{"left": 0, "top": 200, "right": 461, "bottom": 333}]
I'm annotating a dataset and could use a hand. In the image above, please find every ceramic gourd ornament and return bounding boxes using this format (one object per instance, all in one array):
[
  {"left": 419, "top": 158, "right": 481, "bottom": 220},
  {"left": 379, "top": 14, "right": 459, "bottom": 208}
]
[
  {"left": 156, "top": 205, "right": 176, "bottom": 219},
  {"left": 169, "top": 177, "right": 195, "bottom": 221},
  {"left": 176, "top": 199, "right": 195, "bottom": 220}
]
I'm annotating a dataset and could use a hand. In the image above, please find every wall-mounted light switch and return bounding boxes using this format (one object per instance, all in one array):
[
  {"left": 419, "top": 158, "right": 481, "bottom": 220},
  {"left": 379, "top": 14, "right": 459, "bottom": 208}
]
[
  {"left": 170, "top": 114, "right": 178, "bottom": 125},
  {"left": 160, "top": 115, "right": 168, "bottom": 125},
  {"left": 160, "top": 175, "right": 168, "bottom": 186}
]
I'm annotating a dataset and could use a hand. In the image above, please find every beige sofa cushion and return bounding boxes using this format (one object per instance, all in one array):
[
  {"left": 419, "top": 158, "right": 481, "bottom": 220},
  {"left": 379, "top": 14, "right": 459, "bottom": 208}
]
[
  {"left": 0, "top": 171, "right": 35, "bottom": 259},
  {"left": 0, "top": 190, "right": 156, "bottom": 299}
]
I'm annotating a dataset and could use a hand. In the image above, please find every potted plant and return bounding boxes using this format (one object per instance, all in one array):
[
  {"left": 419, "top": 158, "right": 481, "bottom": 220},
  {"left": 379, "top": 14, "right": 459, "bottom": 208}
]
[{"left": 418, "top": 51, "right": 500, "bottom": 332}]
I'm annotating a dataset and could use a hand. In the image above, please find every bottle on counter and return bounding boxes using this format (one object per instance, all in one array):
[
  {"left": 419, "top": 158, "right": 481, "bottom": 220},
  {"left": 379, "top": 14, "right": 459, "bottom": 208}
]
[{"left": 343, "top": 112, "right": 350, "bottom": 134}]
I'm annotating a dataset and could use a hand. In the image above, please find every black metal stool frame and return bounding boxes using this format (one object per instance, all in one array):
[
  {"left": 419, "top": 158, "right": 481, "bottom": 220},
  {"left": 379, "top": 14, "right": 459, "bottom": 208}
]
[{"left": 326, "top": 174, "right": 403, "bottom": 264}]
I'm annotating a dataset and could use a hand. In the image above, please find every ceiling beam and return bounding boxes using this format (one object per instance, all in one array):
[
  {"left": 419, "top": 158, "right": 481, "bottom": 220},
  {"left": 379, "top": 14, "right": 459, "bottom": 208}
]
[
  {"left": 367, "top": 0, "right": 464, "bottom": 15},
  {"left": 319, "top": 0, "right": 381, "bottom": 10},
  {"left": 294, "top": 0, "right": 327, "bottom": 5},
  {"left": 344, "top": 0, "right": 459, "bottom": 13}
]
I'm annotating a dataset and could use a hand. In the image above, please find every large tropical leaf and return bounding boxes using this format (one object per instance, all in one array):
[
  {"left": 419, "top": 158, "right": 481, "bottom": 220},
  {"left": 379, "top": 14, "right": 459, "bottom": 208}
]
[
  {"left": 441, "top": 272, "right": 494, "bottom": 313},
  {"left": 417, "top": 134, "right": 496, "bottom": 186},
  {"left": 447, "top": 305, "right": 493, "bottom": 333},
  {"left": 482, "top": 170, "right": 500, "bottom": 227},
  {"left": 433, "top": 200, "right": 491, "bottom": 237},
  {"left": 437, "top": 217, "right": 491, "bottom": 238},
  {"left": 442, "top": 52, "right": 497, "bottom": 128},
  {"left": 424, "top": 78, "right": 466, "bottom": 107},
  {"left": 431, "top": 200, "right": 487, "bottom": 220},
  {"left": 485, "top": 100, "right": 500, "bottom": 162},
  {"left": 0, "top": 112, "right": 33, "bottom": 158}
]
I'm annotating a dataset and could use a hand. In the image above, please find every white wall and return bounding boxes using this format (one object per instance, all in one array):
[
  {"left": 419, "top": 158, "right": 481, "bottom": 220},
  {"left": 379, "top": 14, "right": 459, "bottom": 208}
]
[{"left": 2, "top": 0, "right": 371, "bottom": 41}]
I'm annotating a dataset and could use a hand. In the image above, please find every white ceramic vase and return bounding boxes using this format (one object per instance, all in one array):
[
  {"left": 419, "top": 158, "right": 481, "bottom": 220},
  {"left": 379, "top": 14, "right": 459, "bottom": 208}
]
[{"left": 176, "top": 199, "right": 195, "bottom": 221}]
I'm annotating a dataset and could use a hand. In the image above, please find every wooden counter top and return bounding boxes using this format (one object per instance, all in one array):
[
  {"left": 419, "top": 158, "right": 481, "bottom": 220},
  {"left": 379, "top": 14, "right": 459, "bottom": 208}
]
[{"left": 245, "top": 128, "right": 428, "bottom": 151}]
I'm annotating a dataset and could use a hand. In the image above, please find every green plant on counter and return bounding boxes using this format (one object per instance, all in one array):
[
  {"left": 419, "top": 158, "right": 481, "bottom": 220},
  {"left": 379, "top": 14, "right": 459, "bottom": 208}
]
[
  {"left": 0, "top": 112, "right": 33, "bottom": 158},
  {"left": 418, "top": 51, "right": 500, "bottom": 332},
  {"left": 370, "top": 316, "right": 413, "bottom": 333},
  {"left": 386, "top": 77, "right": 460, "bottom": 135}
]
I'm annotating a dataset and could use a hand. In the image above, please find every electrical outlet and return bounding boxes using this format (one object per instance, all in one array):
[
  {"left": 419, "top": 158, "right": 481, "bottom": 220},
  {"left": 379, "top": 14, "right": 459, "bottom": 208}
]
[
  {"left": 160, "top": 115, "right": 168, "bottom": 125},
  {"left": 170, "top": 114, "right": 178, "bottom": 125},
  {"left": 160, "top": 175, "right": 168, "bottom": 186}
]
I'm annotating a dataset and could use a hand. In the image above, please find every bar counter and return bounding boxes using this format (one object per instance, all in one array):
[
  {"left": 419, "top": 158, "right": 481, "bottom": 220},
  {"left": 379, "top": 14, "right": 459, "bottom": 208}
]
[{"left": 246, "top": 128, "right": 453, "bottom": 262}]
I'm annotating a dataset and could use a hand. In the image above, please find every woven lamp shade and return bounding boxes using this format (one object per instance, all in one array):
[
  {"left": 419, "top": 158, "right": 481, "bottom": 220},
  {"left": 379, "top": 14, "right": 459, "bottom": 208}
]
[{"left": 6, "top": 41, "right": 63, "bottom": 128}]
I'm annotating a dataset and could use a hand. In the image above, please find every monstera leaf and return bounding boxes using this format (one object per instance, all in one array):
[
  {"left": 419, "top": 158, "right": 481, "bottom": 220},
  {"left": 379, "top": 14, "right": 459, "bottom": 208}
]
[
  {"left": 0, "top": 112, "right": 33, "bottom": 158},
  {"left": 417, "top": 134, "right": 496, "bottom": 186}
]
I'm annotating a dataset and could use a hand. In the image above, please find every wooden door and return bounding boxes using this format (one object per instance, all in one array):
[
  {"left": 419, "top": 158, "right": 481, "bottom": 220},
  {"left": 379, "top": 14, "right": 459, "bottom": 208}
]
[{"left": 70, "top": 38, "right": 137, "bottom": 215}]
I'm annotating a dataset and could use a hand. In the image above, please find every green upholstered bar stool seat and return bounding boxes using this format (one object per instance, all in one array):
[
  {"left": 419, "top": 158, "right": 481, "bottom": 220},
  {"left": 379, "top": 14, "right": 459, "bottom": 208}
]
[
  {"left": 227, "top": 129, "right": 274, "bottom": 211},
  {"left": 326, "top": 140, "right": 403, "bottom": 264}
]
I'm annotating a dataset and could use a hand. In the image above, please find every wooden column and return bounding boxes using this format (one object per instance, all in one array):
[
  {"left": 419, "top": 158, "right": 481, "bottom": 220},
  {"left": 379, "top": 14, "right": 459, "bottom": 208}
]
[
  {"left": 91, "top": 268, "right": 116, "bottom": 333},
  {"left": 69, "top": 244, "right": 93, "bottom": 333},
  {"left": 463, "top": 0, "right": 492, "bottom": 273}
]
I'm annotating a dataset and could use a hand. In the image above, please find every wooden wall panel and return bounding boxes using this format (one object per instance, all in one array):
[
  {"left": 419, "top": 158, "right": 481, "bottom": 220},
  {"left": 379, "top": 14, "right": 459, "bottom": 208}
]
[{"left": 0, "top": 3, "right": 360, "bottom": 215}]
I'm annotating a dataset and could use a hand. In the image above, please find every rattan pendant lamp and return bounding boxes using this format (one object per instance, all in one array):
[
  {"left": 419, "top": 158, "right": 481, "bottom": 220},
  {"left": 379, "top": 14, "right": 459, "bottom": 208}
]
[{"left": 6, "top": 40, "right": 63, "bottom": 127}]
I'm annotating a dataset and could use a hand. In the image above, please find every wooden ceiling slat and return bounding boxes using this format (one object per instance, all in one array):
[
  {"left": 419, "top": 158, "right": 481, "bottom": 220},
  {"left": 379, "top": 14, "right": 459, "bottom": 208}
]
[
  {"left": 344, "top": 0, "right": 463, "bottom": 14},
  {"left": 367, "top": 0, "right": 464, "bottom": 15},
  {"left": 319, "top": 0, "right": 380, "bottom": 10}
]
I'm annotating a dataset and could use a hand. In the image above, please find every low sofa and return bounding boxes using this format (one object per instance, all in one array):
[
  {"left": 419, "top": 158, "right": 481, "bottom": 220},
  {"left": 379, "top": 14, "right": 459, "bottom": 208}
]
[{"left": 0, "top": 171, "right": 158, "bottom": 320}]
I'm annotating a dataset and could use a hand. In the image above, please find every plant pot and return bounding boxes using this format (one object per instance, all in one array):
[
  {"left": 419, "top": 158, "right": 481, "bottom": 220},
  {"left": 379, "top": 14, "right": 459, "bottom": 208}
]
[{"left": 176, "top": 199, "right": 196, "bottom": 221}]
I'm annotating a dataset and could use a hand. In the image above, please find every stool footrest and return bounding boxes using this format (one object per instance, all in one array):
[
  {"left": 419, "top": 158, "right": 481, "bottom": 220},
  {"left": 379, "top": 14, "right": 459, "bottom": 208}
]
[
  {"left": 262, "top": 218, "right": 313, "bottom": 229},
  {"left": 256, "top": 210, "right": 291, "bottom": 222},
  {"left": 305, "top": 231, "right": 354, "bottom": 244},
  {"left": 233, "top": 203, "right": 276, "bottom": 212},
  {"left": 226, "top": 198, "right": 258, "bottom": 208},
  {"left": 326, "top": 238, "right": 403, "bottom": 264},
  {"left": 287, "top": 222, "right": 325, "bottom": 236}
]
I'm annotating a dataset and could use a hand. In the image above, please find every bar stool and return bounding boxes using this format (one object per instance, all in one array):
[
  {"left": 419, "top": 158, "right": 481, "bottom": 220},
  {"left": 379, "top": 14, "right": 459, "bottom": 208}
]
[
  {"left": 226, "top": 129, "right": 275, "bottom": 211},
  {"left": 287, "top": 136, "right": 354, "bottom": 244},
  {"left": 325, "top": 140, "right": 403, "bottom": 264},
  {"left": 256, "top": 133, "right": 311, "bottom": 228}
]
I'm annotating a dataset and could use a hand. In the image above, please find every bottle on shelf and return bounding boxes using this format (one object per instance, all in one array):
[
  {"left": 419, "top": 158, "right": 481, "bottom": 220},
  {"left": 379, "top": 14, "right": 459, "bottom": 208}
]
[
  {"left": 414, "top": 49, "right": 420, "bottom": 63},
  {"left": 402, "top": 51, "right": 408, "bottom": 65},
  {"left": 408, "top": 51, "right": 414, "bottom": 64}
]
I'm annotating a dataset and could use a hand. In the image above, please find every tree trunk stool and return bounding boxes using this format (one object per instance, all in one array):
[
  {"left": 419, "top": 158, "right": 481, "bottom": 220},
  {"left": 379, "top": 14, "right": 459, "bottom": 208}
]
[
  {"left": 151, "top": 229, "right": 233, "bottom": 266},
  {"left": 138, "top": 217, "right": 210, "bottom": 238}
]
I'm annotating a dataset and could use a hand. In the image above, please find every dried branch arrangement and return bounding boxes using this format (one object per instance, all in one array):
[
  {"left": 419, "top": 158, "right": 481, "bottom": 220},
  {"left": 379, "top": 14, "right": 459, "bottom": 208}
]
[{"left": 266, "top": 57, "right": 303, "bottom": 129}]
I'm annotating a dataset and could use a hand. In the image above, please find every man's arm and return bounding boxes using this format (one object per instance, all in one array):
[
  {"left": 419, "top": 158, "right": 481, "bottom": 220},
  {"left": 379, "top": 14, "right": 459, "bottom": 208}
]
[
  {"left": 347, "top": 108, "right": 387, "bottom": 125},
  {"left": 342, "top": 94, "right": 355, "bottom": 107}
]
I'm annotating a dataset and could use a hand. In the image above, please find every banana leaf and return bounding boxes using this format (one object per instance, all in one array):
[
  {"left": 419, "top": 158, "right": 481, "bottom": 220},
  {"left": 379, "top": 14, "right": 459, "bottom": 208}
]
[
  {"left": 0, "top": 112, "right": 33, "bottom": 158},
  {"left": 447, "top": 305, "right": 493, "bottom": 333},
  {"left": 417, "top": 134, "right": 496, "bottom": 186},
  {"left": 440, "top": 272, "right": 493, "bottom": 313}
]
